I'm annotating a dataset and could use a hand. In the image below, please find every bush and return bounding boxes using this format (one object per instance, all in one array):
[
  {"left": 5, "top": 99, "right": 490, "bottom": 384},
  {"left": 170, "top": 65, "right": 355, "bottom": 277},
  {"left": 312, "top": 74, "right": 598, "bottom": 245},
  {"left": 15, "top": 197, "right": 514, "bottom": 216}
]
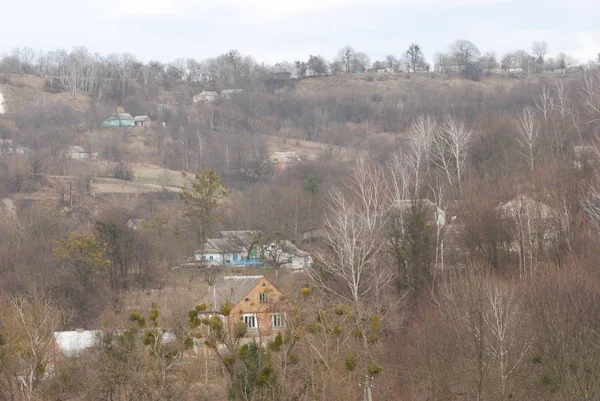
[{"left": 112, "top": 161, "right": 134, "bottom": 181}]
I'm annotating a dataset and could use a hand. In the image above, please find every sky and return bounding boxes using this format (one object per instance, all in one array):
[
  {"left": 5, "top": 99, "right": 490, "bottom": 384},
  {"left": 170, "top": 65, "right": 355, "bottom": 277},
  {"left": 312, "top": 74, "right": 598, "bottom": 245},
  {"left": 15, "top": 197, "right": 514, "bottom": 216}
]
[{"left": 2, "top": 0, "right": 600, "bottom": 65}]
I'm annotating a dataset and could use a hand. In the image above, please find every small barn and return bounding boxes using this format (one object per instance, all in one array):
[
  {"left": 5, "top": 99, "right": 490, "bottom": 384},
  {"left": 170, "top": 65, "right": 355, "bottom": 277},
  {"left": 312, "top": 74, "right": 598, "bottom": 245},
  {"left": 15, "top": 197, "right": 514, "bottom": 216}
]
[{"left": 134, "top": 115, "right": 151, "bottom": 127}]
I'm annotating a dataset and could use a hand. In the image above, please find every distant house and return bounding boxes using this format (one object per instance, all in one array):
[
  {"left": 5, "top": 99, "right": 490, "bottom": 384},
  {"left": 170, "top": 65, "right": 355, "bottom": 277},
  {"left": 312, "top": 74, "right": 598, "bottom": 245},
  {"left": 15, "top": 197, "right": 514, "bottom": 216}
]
[
  {"left": 198, "top": 276, "right": 291, "bottom": 337},
  {"left": 196, "top": 238, "right": 247, "bottom": 266},
  {"left": 0, "top": 138, "right": 27, "bottom": 156},
  {"left": 193, "top": 230, "right": 312, "bottom": 269},
  {"left": 479, "top": 61, "right": 502, "bottom": 74},
  {"left": 270, "top": 71, "right": 292, "bottom": 80},
  {"left": 262, "top": 240, "right": 313, "bottom": 269},
  {"left": 269, "top": 151, "right": 302, "bottom": 173},
  {"left": 134, "top": 115, "right": 151, "bottom": 127},
  {"left": 393, "top": 199, "right": 446, "bottom": 227},
  {"left": 566, "top": 65, "right": 585, "bottom": 75},
  {"left": 221, "top": 89, "right": 243, "bottom": 99},
  {"left": 102, "top": 112, "right": 135, "bottom": 127},
  {"left": 193, "top": 90, "right": 218, "bottom": 103},
  {"left": 66, "top": 146, "right": 97, "bottom": 161},
  {"left": 367, "top": 67, "right": 393, "bottom": 73},
  {"left": 53, "top": 329, "right": 100, "bottom": 357}
]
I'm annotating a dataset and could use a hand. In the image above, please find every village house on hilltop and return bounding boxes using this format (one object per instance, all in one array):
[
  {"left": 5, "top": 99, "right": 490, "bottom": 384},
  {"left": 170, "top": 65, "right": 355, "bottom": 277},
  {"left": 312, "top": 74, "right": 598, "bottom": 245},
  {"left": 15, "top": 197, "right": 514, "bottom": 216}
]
[
  {"left": 269, "top": 151, "right": 302, "bottom": 173},
  {"left": 193, "top": 230, "right": 312, "bottom": 269}
]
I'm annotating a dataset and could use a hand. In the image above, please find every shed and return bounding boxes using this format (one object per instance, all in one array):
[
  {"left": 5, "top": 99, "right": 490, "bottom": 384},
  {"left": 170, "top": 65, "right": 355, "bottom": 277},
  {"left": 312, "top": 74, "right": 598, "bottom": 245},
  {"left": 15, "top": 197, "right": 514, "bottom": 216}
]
[{"left": 134, "top": 115, "right": 151, "bottom": 127}]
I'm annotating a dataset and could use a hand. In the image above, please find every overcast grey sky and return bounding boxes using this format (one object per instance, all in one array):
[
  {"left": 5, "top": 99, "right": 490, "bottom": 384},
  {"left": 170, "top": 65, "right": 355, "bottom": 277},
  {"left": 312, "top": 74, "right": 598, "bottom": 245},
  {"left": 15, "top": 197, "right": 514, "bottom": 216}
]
[{"left": 2, "top": 0, "right": 599, "bottom": 65}]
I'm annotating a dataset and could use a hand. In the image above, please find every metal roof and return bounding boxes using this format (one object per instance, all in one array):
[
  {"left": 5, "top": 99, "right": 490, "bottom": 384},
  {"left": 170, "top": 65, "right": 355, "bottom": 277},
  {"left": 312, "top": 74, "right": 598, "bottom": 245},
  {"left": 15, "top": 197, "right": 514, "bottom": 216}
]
[{"left": 199, "top": 276, "right": 264, "bottom": 311}]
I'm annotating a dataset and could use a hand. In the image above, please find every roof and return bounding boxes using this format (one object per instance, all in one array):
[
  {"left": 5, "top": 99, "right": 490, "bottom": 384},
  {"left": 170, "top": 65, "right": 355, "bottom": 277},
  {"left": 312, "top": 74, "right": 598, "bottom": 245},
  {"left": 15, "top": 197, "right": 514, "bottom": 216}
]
[
  {"left": 134, "top": 115, "right": 151, "bottom": 122},
  {"left": 68, "top": 145, "right": 87, "bottom": 153},
  {"left": 202, "top": 238, "right": 239, "bottom": 254},
  {"left": 106, "top": 113, "right": 134, "bottom": 121},
  {"left": 393, "top": 199, "right": 446, "bottom": 226},
  {"left": 199, "top": 276, "right": 264, "bottom": 311},
  {"left": 220, "top": 230, "right": 262, "bottom": 246},
  {"left": 221, "top": 89, "right": 243, "bottom": 95},
  {"left": 498, "top": 195, "right": 554, "bottom": 219},
  {"left": 54, "top": 330, "right": 100, "bottom": 356},
  {"left": 271, "top": 151, "right": 301, "bottom": 163},
  {"left": 282, "top": 241, "right": 310, "bottom": 257}
]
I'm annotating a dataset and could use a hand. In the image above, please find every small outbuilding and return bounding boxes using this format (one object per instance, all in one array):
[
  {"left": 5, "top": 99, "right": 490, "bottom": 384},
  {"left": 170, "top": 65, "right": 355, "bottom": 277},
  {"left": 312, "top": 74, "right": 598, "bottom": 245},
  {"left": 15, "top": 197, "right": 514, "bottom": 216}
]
[{"left": 134, "top": 115, "right": 152, "bottom": 127}]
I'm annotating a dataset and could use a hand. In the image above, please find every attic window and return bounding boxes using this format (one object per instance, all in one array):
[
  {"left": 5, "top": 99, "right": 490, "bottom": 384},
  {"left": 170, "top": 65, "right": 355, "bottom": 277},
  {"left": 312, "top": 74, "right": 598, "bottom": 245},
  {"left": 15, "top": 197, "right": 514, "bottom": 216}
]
[
  {"left": 262, "top": 283, "right": 266, "bottom": 287},
  {"left": 259, "top": 293, "right": 269, "bottom": 304},
  {"left": 245, "top": 298, "right": 249, "bottom": 302}
]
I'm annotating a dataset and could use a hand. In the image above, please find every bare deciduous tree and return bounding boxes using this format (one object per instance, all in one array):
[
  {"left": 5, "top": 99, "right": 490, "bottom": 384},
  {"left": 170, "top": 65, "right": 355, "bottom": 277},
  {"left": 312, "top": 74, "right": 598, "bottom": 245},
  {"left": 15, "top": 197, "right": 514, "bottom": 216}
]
[
  {"left": 431, "top": 116, "right": 473, "bottom": 194},
  {"left": 516, "top": 107, "right": 540, "bottom": 171}
]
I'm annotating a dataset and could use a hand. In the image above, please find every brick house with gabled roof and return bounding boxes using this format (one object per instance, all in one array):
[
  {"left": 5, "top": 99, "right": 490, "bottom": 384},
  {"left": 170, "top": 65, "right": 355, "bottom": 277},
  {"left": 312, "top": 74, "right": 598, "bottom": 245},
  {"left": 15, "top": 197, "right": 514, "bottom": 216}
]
[{"left": 199, "top": 276, "right": 291, "bottom": 337}]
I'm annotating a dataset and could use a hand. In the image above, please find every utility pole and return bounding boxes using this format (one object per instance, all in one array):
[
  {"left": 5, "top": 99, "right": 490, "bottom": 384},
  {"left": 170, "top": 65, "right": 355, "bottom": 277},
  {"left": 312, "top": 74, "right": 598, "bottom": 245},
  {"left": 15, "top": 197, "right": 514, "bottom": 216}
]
[{"left": 359, "top": 375, "right": 374, "bottom": 401}]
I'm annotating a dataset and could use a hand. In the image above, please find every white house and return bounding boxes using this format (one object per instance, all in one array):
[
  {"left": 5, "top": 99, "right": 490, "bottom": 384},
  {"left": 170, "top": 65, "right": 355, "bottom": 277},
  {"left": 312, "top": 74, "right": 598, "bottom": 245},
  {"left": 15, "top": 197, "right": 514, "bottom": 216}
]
[
  {"left": 193, "top": 90, "right": 218, "bottom": 103},
  {"left": 0, "top": 138, "right": 27, "bottom": 156},
  {"left": 194, "top": 230, "right": 312, "bottom": 269},
  {"left": 262, "top": 240, "right": 313, "bottom": 269},
  {"left": 67, "top": 146, "right": 97, "bottom": 161},
  {"left": 393, "top": 199, "right": 446, "bottom": 227},
  {"left": 53, "top": 329, "right": 100, "bottom": 357},
  {"left": 195, "top": 238, "right": 246, "bottom": 266},
  {"left": 221, "top": 89, "right": 243, "bottom": 99}
]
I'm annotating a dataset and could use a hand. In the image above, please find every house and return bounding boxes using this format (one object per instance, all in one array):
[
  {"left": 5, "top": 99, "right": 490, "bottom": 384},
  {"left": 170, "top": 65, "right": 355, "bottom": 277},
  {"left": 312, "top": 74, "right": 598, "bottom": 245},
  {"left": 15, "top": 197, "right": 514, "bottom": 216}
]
[
  {"left": 134, "top": 115, "right": 151, "bottom": 127},
  {"left": 194, "top": 230, "right": 311, "bottom": 269},
  {"left": 269, "top": 151, "right": 302, "bottom": 173},
  {"left": 196, "top": 238, "right": 248, "bottom": 266},
  {"left": 198, "top": 276, "right": 290, "bottom": 337},
  {"left": 479, "top": 61, "right": 502, "bottom": 74},
  {"left": 393, "top": 199, "right": 446, "bottom": 227},
  {"left": 53, "top": 329, "right": 100, "bottom": 357},
  {"left": 366, "top": 67, "right": 393, "bottom": 73},
  {"left": 102, "top": 112, "right": 135, "bottom": 127},
  {"left": 66, "top": 145, "right": 97, "bottom": 161},
  {"left": 262, "top": 240, "right": 313, "bottom": 269},
  {"left": 221, "top": 89, "right": 243, "bottom": 99},
  {"left": 270, "top": 71, "right": 292, "bottom": 80},
  {"left": 0, "top": 138, "right": 27, "bottom": 156},
  {"left": 566, "top": 65, "right": 585, "bottom": 75},
  {"left": 193, "top": 90, "right": 218, "bottom": 103}
]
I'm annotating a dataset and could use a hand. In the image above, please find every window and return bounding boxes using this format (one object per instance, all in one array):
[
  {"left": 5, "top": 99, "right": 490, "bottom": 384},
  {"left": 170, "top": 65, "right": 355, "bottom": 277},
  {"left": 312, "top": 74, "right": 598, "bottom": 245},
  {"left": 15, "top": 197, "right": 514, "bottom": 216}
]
[
  {"left": 209, "top": 255, "right": 214, "bottom": 261},
  {"left": 259, "top": 293, "right": 269, "bottom": 304},
  {"left": 272, "top": 313, "right": 285, "bottom": 328},
  {"left": 243, "top": 314, "right": 257, "bottom": 329}
]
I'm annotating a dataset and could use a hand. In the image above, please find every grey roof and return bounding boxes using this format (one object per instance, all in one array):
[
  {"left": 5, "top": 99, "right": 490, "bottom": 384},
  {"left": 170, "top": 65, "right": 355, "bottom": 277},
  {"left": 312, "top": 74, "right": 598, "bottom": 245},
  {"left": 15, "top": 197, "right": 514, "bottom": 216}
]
[
  {"left": 134, "top": 115, "right": 151, "bottom": 122},
  {"left": 221, "top": 89, "right": 243, "bottom": 95},
  {"left": 199, "top": 276, "right": 264, "bottom": 311},
  {"left": 271, "top": 151, "right": 301, "bottom": 163},
  {"left": 202, "top": 238, "right": 239, "bottom": 253},
  {"left": 106, "top": 113, "right": 134, "bottom": 121},
  {"left": 220, "top": 230, "right": 262, "bottom": 246}
]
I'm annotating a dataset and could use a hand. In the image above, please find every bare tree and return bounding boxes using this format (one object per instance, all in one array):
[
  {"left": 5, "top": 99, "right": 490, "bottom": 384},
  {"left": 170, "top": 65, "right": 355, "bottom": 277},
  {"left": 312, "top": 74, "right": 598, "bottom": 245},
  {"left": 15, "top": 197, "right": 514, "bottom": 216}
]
[
  {"left": 309, "top": 161, "right": 394, "bottom": 335},
  {"left": 531, "top": 41, "right": 548, "bottom": 65},
  {"left": 430, "top": 116, "right": 473, "bottom": 194},
  {"left": 534, "top": 84, "right": 554, "bottom": 127},
  {"left": 336, "top": 45, "right": 356, "bottom": 73},
  {"left": 449, "top": 39, "right": 481, "bottom": 72},
  {"left": 580, "top": 67, "right": 600, "bottom": 124},
  {"left": 516, "top": 107, "right": 540, "bottom": 171},
  {"left": 405, "top": 43, "right": 426, "bottom": 73}
]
